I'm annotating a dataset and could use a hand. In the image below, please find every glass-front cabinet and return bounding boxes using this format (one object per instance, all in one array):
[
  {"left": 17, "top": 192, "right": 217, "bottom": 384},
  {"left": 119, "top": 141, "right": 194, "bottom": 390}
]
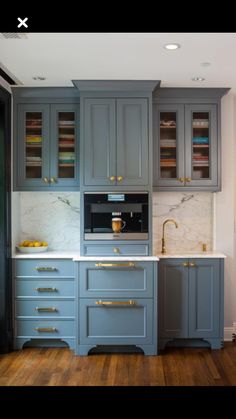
[
  {"left": 154, "top": 103, "right": 218, "bottom": 190},
  {"left": 16, "top": 103, "right": 79, "bottom": 190}
]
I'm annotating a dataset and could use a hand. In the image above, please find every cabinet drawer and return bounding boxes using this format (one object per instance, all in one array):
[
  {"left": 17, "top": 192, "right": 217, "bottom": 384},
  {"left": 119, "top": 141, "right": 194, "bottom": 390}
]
[
  {"left": 83, "top": 244, "right": 149, "bottom": 256},
  {"left": 16, "top": 279, "right": 75, "bottom": 297},
  {"left": 16, "top": 319, "right": 75, "bottom": 338},
  {"left": 14, "top": 259, "right": 74, "bottom": 277},
  {"left": 15, "top": 300, "right": 75, "bottom": 317},
  {"left": 80, "top": 298, "right": 153, "bottom": 345},
  {"left": 79, "top": 261, "right": 154, "bottom": 298}
]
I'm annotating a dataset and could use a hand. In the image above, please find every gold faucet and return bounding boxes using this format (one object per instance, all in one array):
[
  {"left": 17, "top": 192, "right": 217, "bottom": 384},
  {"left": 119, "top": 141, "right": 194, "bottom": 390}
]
[{"left": 161, "top": 219, "right": 178, "bottom": 254}]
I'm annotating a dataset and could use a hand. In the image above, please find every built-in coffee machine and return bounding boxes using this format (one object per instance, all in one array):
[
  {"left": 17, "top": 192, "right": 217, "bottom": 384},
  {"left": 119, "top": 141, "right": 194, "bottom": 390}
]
[{"left": 84, "top": 192, "right": 148, "bottom": 240}]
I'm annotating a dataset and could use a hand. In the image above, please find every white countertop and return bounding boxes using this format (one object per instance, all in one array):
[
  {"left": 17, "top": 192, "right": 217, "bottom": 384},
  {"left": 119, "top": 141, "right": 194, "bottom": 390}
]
[
  {"left": 156, "top": 251, "right": 226, "bottom": 259},
  {"left": 73, "top": 256, "right": 159, "bottom": 261}
]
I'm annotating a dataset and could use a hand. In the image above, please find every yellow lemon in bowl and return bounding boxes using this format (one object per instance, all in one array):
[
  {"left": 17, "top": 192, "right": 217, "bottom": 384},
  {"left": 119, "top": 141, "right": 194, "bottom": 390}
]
[
  {"left": 34, "top": 242, "right": 41, "bottom": 247},
  {"left": 42, "top": 241, "right": 48, "bottom": 247}
]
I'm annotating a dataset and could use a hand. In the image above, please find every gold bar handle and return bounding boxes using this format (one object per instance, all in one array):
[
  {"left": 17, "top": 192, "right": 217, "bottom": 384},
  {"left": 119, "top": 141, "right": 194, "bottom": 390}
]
[
  {"left": 95, "top": 262, "right": 135, "bottom": 268},
  {"left": 35, "top": 327, "right": 57, "bottom": 332},
  {"left": 96, "top": 300, "right": 136, "bottom": 306},
  {"left": 35, "top": 287, "right": 58, "bottom": 292},
  {"left": 35, "top": 266, "right": 57, "bottom": 271},
  {"left": 182, "top": 262, "right": 189, "bottom": 267},
  {"left": 189, "top": 262, "right": 196, "bottom": 267},
  {"left": 35, "top": 307, "right": 58, "bottom": 312}
]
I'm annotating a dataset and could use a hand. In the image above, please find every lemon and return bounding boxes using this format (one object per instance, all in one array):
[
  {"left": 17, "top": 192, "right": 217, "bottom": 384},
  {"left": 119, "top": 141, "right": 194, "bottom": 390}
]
[
  {"left": 22, "top": 240, "right": 30, "bottom": 247},
  {"left": 34, "top": 242, "right": 41, "bottom": 247},
  {"left": 28, "top": 242, "right": 34, "bottom": 247},
  {"left": 42, "top": 241, "right": 48, "bottom": 247}
]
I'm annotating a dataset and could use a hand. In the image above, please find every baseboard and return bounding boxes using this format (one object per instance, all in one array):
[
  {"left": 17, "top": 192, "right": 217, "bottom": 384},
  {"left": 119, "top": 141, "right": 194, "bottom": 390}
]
[{"left": 224, "top": 327, "right": 235, "bottom": 341}]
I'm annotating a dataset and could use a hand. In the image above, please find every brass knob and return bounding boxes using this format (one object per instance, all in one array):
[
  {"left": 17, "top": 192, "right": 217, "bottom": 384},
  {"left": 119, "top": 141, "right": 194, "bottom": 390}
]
[
  {"left": 189, "top": 262, "right": 196, "bottom": 267},
  {"left": 185, "top": 177, "right": 191, "bottom": 182},
  {"left": 178, "top": 177, "right": 185, "bottom": 183},
  {"left": 182, "top": 262, "right": 188, "bottom": 267},
  {"left": 42, "top": 177, "right": 49, "bottom": 184},
  {"left": 113, "top": 247, "right": 120, "bottom": 254},
  {"left": 50, "top": 177, "right": 57, "bottom": 183},
  {"left": 117, "top": 176, "right": 123, "bottom": 182},
  {"left": 109, "top": 176, "right": 115, "bottom": 182}
]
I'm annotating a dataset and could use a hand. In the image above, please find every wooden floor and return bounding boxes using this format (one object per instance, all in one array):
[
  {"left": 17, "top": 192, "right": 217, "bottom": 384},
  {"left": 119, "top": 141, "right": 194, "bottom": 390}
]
[{"left": 0, "top": 343, "right": 236, "bottom": 386}]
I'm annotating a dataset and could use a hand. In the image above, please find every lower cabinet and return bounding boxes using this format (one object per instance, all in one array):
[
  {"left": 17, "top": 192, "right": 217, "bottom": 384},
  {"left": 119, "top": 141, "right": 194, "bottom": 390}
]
[
  {"left": 13, "top": 259, "right": 76, "bottom": 350},
  {"left": 76, "top": 261, "right": 158, "bottom": 355},
  {"left": 158, "top": 258, "right": 224, "bottom": 350}
]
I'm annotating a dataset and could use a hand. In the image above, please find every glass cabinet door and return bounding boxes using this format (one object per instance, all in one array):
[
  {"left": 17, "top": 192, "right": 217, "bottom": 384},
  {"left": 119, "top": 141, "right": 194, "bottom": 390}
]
[
  {"left": 50, "top": 104, "right": 79, "bottom": 188},
  {"left": 185, "top": 104, "right": 217, "bottom": 187},
  {"left": 17, "top": 104, "right": 50, "bottom": 188},
  {"left": 154, "top": 104, "right": 185, "bottom": 187}
]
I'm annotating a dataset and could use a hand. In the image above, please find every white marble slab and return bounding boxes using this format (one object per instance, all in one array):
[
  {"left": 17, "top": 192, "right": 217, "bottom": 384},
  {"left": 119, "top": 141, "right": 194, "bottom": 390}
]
[
  {"left": 12, "top": 251, "right": 159, "bottom": 261},
  {"left": 13, "top": 251, "right": 78, "bottom": 259},
  {"left": 72, "top": 256, "right": 159, "bottom": 261},
  {"left": 156, "top": 252, "right": 226, "bottom": 259}
]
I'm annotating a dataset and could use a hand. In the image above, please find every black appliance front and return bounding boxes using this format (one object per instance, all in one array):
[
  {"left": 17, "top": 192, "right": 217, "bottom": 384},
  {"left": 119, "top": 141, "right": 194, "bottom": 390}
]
[{"left": 84, "top": 192, "right": 148, "bottom": 240}]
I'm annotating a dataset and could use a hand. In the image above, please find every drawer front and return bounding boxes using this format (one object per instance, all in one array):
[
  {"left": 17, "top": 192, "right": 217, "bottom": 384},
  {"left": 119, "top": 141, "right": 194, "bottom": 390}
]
[
  {"left": 16, "top": 279, "right": 75, "bottom": 297},
  {"left": 16, "top": 319, "right": 75, "bottom": 337},
  {"left": 83, "top": 244, "right": 149, "bottom": 256},
  {"left": 14, "top": 259, "right": 74, "bottom": 277},
  {"left": 79, "top": 261, "right": 154, "bottom": 298},
  {"left": 15, "top": 300, "right": 75, "bottom": 317},
  {"left": 80, "top": 298, "right": 153, "bottom": 345}
]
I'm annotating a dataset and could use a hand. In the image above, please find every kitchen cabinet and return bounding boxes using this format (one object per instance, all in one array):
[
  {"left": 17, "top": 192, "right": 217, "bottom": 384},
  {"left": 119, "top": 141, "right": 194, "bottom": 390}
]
[
  {"left": 13, "top": 259, "right": 76, "bottom": 350},
  {"left": 158, "top": 258, "right": 224, "bottom": 350},
  {"left": 153, "top": 88, "right": 229, "bottom": 191},
  {"left": 83, "top": 98, "right": 148, "bottom": 186},
  {"left": 12, "top": 88, "right": 80, "bottom": 190},
  {"left": 76, "top": 260, "right": 158, "bottom": 355}
]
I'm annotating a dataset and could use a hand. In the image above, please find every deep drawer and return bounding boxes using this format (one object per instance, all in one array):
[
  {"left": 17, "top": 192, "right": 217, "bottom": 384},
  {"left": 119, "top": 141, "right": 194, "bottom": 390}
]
[
  {"left": 14, "top": 259, "right": 75, "bottom": 277},
  {"left": 16, "top": 279, "right": 75, "bottom": 297},
  {"left": 80, "top": 298, "right": 153, "bottom": 345},
  {"left": 83, "top": 244, "right": 149, "bottom": 256},
  {"left": 15, "top": 299, "right": 75, "bottom": 317},
  {"left": 16, "top": 319, "right": 75, "bottom": 337},
  {"left": 79, "top": 261, "right": 153, "bottom": 298}
]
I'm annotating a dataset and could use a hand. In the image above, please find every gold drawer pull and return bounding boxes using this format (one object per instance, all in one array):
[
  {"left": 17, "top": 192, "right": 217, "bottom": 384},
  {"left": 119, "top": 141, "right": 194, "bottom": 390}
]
[
  {"left": 182, "top": 262, "right": 188, "bottom": 267},
  {"left": 50, "top": 177, "right": 57, "bottom": 183},
  {"left": 35, "top": 287, "right": 58, "bottom": 292},
  {"left": 178, "top": 177, "right": 185, "bottom": 183},
  {"left": 185, "top": 177, "right": 191, "bottom": 182},
  {"left": 113, "top": 247, "right": 120, "bottom": 254},
  {"left": 117, "top": 176, "right": 123, "bottom": 182},
  {"left": 109, "top": 175, "right": 115, "bottom": 182},
  {"left": 96, "top": 300, "right": 136, "bottom": 306},
  {"left": 189, "top": 262, "right": 196, "bottom": 267},
  {"left": 35, "top": 266, "right": 57, "bottom": 271},
  {"left": 42, "top": 177, "right": 49, "bottom": 184},
  {"left": 35, "top": 307, "right": 58, "bottom": 312},
  {"left": 35, "top": 327, "right": 57, "bottom": 333},
  {"left": 95, "top": 262, "right": 135, "bottom": 268}
]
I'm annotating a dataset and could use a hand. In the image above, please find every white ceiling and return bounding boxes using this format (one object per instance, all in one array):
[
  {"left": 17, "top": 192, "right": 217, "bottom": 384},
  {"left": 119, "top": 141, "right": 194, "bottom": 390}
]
[{"left": 0, "top": 33, "right": 236, "bottom": 91}]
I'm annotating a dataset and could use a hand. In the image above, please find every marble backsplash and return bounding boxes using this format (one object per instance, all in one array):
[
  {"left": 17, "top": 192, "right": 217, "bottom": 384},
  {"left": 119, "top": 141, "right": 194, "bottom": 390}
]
[{"left": 14, "top": 191, "right": 213, "bottom": 253}]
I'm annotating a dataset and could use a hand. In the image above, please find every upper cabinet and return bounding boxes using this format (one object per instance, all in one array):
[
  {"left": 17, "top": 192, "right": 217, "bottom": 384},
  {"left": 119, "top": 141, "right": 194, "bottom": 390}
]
[
  {"left": 74, "top": 80, "right": 160, "bottom": 189},
  {"left": 153, "top": 88, "right": 230, "bottom": 191},
  {"left": 13, "top": 88, "right": 80, "bottom": 191}
]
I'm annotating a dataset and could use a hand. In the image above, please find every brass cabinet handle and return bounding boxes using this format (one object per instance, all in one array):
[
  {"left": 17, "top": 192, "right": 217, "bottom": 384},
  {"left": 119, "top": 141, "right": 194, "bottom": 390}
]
[
  {"left": 35, "top": 287, "right": 58, "bottom": 292},
  {"left": 35, "top": 327, "right": 57, "bottom": 332},
  {"left": 182, "top": 262, "right": 189, "bottom": 267},
  {"left": 35, "top": 266, "right": 57, "bottom": 271},
  {"left": 109, "top": 176, "right": 115, "bottom": 182},
  {"left": 95, "top": 262, "right": 135, "bottom": 268},
  {"left": 35, "top": 307, "right": 58, "bottom": 312},
  {"left": 96, "top": 300, "right": 136, "bottom": 306},
  {"left": 178, "top": 177, "right": 185, "bottom": 183},
  {"left": 189, "top": 262, "right": 196, "bottom": 267},
  {"left": 117, "top": 176, "right": 123, "bottom": 182},
  {"left": 185, "top": 177, "right": 191, "bottom": 182},
  {"left": 113, "top": 247, "right": 120, "bottom": 254},
  {"left": 42, "top": 177, "right": 49, "bottom": 184},
  {"left": 50, "top": 177, "right": 57, "bottom": 183}
]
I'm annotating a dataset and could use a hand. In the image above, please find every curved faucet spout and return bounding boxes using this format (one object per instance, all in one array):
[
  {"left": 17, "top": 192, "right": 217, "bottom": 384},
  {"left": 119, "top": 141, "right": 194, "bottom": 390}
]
[{"left": 161, "top": 219, "right": 178, "bottom": 254}]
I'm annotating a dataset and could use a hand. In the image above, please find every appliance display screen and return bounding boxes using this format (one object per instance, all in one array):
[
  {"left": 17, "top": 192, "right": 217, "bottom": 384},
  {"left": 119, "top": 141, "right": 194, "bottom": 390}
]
[{"left": 108, "top": 194, "right": 125, "bottom": 201}]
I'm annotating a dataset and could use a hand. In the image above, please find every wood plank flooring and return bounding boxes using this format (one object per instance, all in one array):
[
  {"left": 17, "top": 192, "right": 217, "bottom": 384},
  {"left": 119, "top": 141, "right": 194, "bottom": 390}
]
[{"left": 0, "top": 343, "right": 236, "bottom": 386}]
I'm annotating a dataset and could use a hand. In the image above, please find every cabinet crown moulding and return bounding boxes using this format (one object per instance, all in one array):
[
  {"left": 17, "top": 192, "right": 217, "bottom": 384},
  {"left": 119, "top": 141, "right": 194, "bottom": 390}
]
[{"left": 72, "top": 80, "right": 161, "bottom": 92}]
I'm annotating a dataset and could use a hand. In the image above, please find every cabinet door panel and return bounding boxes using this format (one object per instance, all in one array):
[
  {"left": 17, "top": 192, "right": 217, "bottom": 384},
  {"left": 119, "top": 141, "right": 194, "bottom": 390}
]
[
  {"left": 188, "top": 259, "right": 220, "bottom": 338},
  {"left": 117, "top": 98, "right": 148, "bottom": 185},
  {"left": 159, "top": 259, "right": 188, "bottom": 338},
  {"left": 185, "top": 104, "right": 217, "bottom": 187},
  {"left": 84, "top": 98, "right": 116, "bottom": 186},
  {"left": 17, "top": 104, "right": 50, "bottom": 188}
]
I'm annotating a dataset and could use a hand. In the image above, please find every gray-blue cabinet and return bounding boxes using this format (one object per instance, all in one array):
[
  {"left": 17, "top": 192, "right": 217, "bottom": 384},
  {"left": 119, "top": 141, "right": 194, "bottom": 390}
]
[
  {"left": 13, "top": 258, "right": 76, "bottom": 350},
  {"left": 83, "top": 98, "right": 149, "bottom": 187},
  {"left": 158, "top": 258, "right": 224, "bottom": 350},
  {"left": 14, "top": 103, "right": 79, "bottom": 190},
  {"left": 76, "top": 260, "right": 158, "bottom": 355}
]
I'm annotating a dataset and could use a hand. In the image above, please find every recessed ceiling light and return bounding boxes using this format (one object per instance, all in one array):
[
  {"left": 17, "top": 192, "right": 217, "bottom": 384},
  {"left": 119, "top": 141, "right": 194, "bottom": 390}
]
[
  {"left": 192, "top": 77, "right": 205, "bottom": 82},
  {"left": 201, "top": 62, "right": 211, "bottom": 67},
  {"left": 32, "top": 76, "right": 46, "bottom": 81},
  {"left": 164, "top": 43, "right": 181, "bottom": 50}
]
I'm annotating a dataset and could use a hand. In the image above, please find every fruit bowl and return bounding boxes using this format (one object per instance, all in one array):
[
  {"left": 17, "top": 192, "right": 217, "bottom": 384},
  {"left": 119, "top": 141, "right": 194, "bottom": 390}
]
[{"left": 17, "top": 246, "right": 48, "bottom": 253}]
